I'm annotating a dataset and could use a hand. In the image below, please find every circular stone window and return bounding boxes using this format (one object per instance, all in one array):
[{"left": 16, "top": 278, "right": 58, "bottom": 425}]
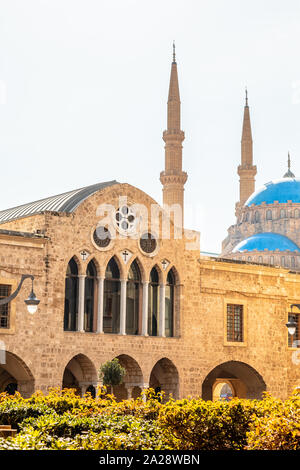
[
  {"left": 115, "top": 205, "right": 136, "bottom": 234},
  {"left": 93, "top": 226, "right": 111, "bottom": 248},
  {"left": 139, "top": 232, "right": 157, "bottom": 254}
]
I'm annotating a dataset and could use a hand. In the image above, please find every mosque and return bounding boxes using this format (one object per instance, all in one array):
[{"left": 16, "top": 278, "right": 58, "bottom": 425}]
[
  {"left": 0, "top": 48, "right": 299, "bottom": 402},
  {"left": 222, "top": 92, "right": 300, "bottom": 269}
]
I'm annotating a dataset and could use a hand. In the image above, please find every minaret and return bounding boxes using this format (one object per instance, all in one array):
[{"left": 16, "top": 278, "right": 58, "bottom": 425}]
[
  {"left": 237, "top": 89, "right": 257, "bottom": 207},
  {"left": 283, "top": 152, "right": 295, "bottom": 178},
  {"left": 160, "top": 43, "right": 187, "bottom": 227}
]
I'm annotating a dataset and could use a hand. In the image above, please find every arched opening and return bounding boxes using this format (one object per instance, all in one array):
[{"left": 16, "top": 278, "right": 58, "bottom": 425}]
[
  {"left": 254, "top": 211, "right": 260, "bottom": 223},
  {"left": 212, "top": 380, "right": 235, "bottom": 401},
  {"left": 148, "top": 267, "right": 159, "bottom": 337},
  {"left": 126, "top": 260, "right": 141, "bottom": 335},
  {"left": 0, "top": 351, "right": 35, "bottom": 397},
  {"left": 202, "top": 361, "right": 266, "bottom": 400},
  {"left": 62, "top": 354, "right": 98, "bottom": 396},
  {"left": 149, "top": 357, "right": 179, "bottom": 401},
  {"left": 165, "top": 269, "right": 175, "bottom": 337},
  {"left": 266, "top": 209, "right": 272, "bottom": 221},
  {"left": 112, "top": 354, "right": 144, "bottom": 401},
  {"left": 84, "top": 259, "right": 97, "bottom": 332},
  {"left": 104, "top": 257, "right": 121, "bottom": 334},
  {"left": 64, "top": 257, "right": 79, "bottom": 331}
]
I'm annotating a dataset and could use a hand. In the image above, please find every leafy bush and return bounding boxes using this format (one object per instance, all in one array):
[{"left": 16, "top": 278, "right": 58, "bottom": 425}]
[
  {"left": 246, "top": 392, "right": 300, "bottom": 450},
  {"left": 99, "top": 358, "right": 126, "bottom": 387},
  {"left": 0, "top": 388, "right": 299, "bottom": 450}
]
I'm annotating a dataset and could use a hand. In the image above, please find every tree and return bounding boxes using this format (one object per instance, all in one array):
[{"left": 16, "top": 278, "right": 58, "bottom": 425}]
[{"left": 99, "top": 358, "right": 126, "bottom": 392}]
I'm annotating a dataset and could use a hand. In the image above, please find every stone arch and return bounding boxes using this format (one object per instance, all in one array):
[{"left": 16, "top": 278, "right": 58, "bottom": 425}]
[
  {"left": 63, "top": 253, "right": 83, "bottom": 276},
  {"left": 202, "top": 361, "right": 266, "bottom": 400},
  {"left": 104, "top": 254, "right": 125, "bottom": 280},
  {"left": 149, "top": 357, "right": 179, "bottom": 401},
  {"left": 112, "top": 354, "right": 144, "bottom": 401},
  {"left": 165, "top": 265, "right": 180, "bottom": 337},
  {"left": 62, "top": 353, "right": 98, "bottom": 396},
  {"left": 129, "top": 256, "right": 146, "bottom": 282},
  {"left": 88, "top": 256, "right": 101, "bottom": 276},
  {"left": 165, "top": 265, "right": 180, "bottom": 285},
  {"left": 0, "top": 351, "right": 35, "bottom": 397},
  {"left": 149, "top": 263, "right": 163, "bottom": 284}
]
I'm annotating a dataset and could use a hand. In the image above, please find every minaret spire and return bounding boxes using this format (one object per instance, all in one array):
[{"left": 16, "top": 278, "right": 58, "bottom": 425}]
[
  {"left": 283, "top": 151, "right": 295, "bottom": 178},
  {"left": 160, "top": 44, "right": 187, "bottom": 227},
  {"left": 237, "top": 89, "right": 257, "bottom": 207}
]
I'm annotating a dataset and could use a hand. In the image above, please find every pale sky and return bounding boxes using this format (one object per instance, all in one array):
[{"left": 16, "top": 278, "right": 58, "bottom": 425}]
[{"left": 1, "top": 0, "right": 300, "bottom": 253}]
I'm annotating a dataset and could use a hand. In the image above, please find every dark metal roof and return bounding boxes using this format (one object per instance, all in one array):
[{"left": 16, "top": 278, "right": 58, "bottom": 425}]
[{"left": 0, "top": 180, "right": 118, "bottom": 224}]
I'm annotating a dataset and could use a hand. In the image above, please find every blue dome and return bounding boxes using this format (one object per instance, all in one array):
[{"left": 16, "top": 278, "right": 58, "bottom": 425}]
[
  {"left": 245, "top": 178, "right": 300, "bottom": 206},
  {"left": 232, "top": 232, "right": 300, "bottom": 253}
]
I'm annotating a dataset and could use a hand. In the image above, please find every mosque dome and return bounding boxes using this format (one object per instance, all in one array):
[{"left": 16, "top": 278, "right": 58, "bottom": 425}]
[
  {"left": 232, "top": 232, "right": 300, "bottom": 253},
  {"left": 245, "top": 178, "right": 300, "bottom": 206}
]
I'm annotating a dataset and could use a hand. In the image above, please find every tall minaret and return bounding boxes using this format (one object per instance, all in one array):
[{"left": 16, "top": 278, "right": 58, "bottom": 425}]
[
  {"left": 160, "top": 43, "right": 187, "bottom": 227},
  {"left": 237, "top": 89, "right": 257, "bottom": 208}
]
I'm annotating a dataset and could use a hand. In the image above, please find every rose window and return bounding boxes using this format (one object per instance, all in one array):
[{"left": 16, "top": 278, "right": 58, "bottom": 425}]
[{"left": 115, "top": 205, "right": 136, "bottom": 234}]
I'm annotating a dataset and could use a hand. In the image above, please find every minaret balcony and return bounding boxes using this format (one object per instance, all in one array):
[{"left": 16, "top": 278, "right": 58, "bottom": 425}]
[
  {"left": 163, "top": 129, "right": 185, "bottom": 142},
  {"left": 160, "top": 170, "right": 188, "bottom": 186}
]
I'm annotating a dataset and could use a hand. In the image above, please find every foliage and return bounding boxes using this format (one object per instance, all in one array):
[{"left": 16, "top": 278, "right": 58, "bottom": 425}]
[
  {"left": 246, "top": 391, "right": 300, "bottom": 450},
  {"left": 0, "top": 388, "right": 299, "bottom": 450},
  {"left": 99, "top": 358, "right": 126, "bottom": 386}
]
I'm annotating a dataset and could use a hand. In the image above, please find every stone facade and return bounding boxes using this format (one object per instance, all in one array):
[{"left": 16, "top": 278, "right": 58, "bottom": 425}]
[
  {"left": 0, "top": 185, "right": 299, "bottom": 401},
  {"left": 0, "top": 52, "right": 299, "bottom": 403}
]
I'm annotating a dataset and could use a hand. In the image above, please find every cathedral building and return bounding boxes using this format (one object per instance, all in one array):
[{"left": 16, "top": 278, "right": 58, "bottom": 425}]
[{"left": 0, "top": 49, "right": 300, "bottom": 402}]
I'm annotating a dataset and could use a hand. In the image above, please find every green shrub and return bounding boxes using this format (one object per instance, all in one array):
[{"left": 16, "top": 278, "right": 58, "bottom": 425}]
[
  {"left": 0, "top": 388, "right": 299, "bottom": 450},
  {"left": 99, "top": 358, "right": 126, "bottom": 387}
]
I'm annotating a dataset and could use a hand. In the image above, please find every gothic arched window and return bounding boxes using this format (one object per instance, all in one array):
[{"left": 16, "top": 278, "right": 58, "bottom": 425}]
[
  {"left": 280, "top": 209, "right": 286, "bottom": 219},
  {"left": 258, "top": 256, "right": 263, "bottom": 263},
  {"left": 254, "top": 211, "right": 260, "bottom": 223},
  {"left": 126, "top": 260, "right": 141, "bottom": 335},
  {"left": 165, "top": 269, "right": 175, "bottom": 337},
  {"left": 64, "top": 258, "right": 79, "bottom": 331},
  {"left": 148, "top": 267, "right": 159, "bottom": 337},
  {"left": 104, "top": 257, "right": 121, "bottom": 334},
  {"left": 266, "top": 209, "right": 272, "bottom": 220},
  {"left": 84, "top": 260, "right": 97, "bottom": 332},
  {"left": 295, "top": 209, "right": 299, "bottom": 218},
  {"left": 291, "top": 257, "right": 296, "bottom": 268}
]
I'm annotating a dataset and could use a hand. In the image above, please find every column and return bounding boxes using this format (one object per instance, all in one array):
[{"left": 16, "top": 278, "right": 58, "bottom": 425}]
[
  {"left": 159, "top": 284, "right": 166, "bottom": 337},
  {"left": 142, "top": 281, "right": 149, "bottom": 336},
  {"left": 96, "top": 277, "right": 104, "bottom": 334},
  {"left": 120, "top": 279, "right": 127, "bottom": 335},
  {"left": 78, "top": 274, "right": 86, "bottom": 332}
]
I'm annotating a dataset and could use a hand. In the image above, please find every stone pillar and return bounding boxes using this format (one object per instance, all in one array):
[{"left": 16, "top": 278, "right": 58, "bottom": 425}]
[
  {"left": 127, "top": 386, "right": 133, "bottom": 399},
  {"left": 120, "top": 279, "right": 127, "bottom": 335},
  {"left": 159, "top": 284, "right": 166, "bottom": 337},
  {"left": 78, "top": 275, "right": 86, "bottom": 332},
  {"left": 96, "top": 277, "right": 105, "bottom": 334},
  {"left": 142, "top": 281, "right": 149, "bottom": 336}
]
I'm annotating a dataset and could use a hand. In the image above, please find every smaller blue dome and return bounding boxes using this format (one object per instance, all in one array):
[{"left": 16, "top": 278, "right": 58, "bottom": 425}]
[
  {"left": 245, "top": 178, "right": 300, "bottom": 206},
  {"left": 232, "top": 232, "right": 300, "bottom": 253}
]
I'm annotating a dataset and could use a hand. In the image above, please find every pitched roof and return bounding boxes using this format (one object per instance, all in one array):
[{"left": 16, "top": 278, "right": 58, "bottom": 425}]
[{"left": 0, "top": 180, "right": 118, "bottom": 224}]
